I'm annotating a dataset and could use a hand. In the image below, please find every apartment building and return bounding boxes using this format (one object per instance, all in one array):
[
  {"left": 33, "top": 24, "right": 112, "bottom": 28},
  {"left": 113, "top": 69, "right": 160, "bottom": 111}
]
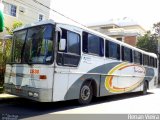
[
  {"left": 0, "top": 0, "right": 54, "bottom": 39},
  {"left": 88, "top": 17, "right": 147, "bottom": 46}
]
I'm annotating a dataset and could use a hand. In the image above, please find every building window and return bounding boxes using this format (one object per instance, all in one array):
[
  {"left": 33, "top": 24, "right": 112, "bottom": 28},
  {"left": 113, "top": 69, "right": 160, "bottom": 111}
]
[
  {"left": 3, "top": 2, "right": 17, "bottom": 17},
  {"left": 117, "top": 38, "right": 122, "bottom": 41},
  {"left": 39, "top": 14, "right": 44, "bottom": 21}
]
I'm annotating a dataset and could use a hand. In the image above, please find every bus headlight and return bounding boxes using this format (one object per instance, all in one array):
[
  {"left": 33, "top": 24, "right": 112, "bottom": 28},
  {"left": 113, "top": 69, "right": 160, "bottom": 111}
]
[
  {"left": 33, "top": 92, "right": 39, "bottom": 98},
  {"left": 5, "top": 88, "right": 11, "bottom": 93},
  {"left": 28, "top": 92, "right": 33, "bottom": 97}
]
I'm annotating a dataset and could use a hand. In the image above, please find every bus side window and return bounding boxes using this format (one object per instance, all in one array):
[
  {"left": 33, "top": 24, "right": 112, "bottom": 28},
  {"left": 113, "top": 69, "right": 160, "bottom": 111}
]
[
  {"left": 82, "top": 31, "right": 104, "bottom": 57},
  {"left": 149, "top": 57, "right": 154, "bottom": 67},
  {"left": 143, "top": 54, "right": 149, "bottom": 66},
  {"left": 105, "top": 40, "right": 120, "bottom": 60},
  {"left": 57, "top": 28, "right": 81, "bottom": 67},
  {"left": 133, "top": 51, "right": 142, "bottom": 65},
  {"left": 121, "top": 46, "right": 132, "bottom": 63},
  {"left": 154, "top": 58, "right": 157, "bottom": 68}
]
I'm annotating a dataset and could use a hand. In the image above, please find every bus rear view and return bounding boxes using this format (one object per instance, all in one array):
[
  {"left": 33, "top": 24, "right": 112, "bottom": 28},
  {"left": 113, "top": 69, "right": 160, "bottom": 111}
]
[{"left": 4, "top": 20, "right": 55, "bottom": 102}]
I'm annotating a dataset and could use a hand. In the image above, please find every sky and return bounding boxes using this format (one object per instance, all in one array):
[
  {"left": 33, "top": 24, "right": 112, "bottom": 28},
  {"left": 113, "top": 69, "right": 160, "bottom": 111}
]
[{"left": 51, "top": 0, "right": 160, "bottom": 30}]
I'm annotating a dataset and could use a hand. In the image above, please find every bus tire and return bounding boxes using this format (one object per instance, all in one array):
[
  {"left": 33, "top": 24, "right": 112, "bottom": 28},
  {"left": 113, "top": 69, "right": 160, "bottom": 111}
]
[
  {"left": 142, "top": 81, "right": 148, "bottom": 95},
  {"left": 78, "top": 82, "right": 93, "bottom": 105}
]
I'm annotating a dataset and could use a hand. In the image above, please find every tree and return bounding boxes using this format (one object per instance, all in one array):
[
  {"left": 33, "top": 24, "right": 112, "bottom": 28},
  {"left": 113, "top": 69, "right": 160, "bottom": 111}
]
[
  {"left": 153, "top": 22, "right": 160, "bottom": 36},
  {"left": 136, "top": 32, "right": 157, "bottom": 54},
  {"left": 2, "top": 21, "right": 23, "bottom": 63},
  {"left": 0, "top": 21, "right": 23, "bottom": 85},
  {"left": 5, "top": 21, "right": 23, "bottom": 35}
]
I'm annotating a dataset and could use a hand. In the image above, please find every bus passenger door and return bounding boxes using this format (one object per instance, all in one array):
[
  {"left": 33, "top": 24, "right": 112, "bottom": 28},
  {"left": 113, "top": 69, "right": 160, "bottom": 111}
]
[{"left": 53, "top": 26, "right": 81, "bottom": 101}]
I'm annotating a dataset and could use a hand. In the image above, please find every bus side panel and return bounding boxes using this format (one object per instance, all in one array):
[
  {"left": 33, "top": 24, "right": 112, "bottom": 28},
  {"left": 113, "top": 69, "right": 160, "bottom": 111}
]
[
  {"left": 64, "top": 74, "right": 100, "bottom": 100},
  {"left": 100, "top": 62, "right": 147, "bottom": 96},
  {"left": 63, "top": 55, "right": 104, "bottom": 101},
  {"left": 100, "top": 61, "right": 121, "bottom": 96},
  {"left": 64, "top": 61, "right": 122, "bottom": 100},
  {"left": 144, "top": 67, "right": 157, "bottom": 89},
  {"left": 52, "top": 68, "right": 69, "bottom": 102}
]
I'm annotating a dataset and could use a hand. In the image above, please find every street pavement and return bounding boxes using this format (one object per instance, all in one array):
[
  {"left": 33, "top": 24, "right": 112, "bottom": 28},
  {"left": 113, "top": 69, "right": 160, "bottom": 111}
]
[{"left": 0, "top": 88, "right": 160, "bottom": 119}]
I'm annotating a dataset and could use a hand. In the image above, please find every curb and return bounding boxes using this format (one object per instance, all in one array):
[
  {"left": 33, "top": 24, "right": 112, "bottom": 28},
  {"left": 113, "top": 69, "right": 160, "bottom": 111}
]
[{"left": 0, "top": 93, "right": 17, "bottom": 100}]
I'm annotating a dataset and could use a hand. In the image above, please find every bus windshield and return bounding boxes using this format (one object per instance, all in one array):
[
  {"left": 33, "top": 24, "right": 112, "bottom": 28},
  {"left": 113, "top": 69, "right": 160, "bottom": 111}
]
[{"left": 11, "top": 24, "right": 54, "bottom": 64}]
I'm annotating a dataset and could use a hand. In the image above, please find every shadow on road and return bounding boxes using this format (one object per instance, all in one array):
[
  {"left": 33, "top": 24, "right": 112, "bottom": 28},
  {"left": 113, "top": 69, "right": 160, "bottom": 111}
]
[{"left": 0, "top": 91, "right": 153, "bottom": 119}]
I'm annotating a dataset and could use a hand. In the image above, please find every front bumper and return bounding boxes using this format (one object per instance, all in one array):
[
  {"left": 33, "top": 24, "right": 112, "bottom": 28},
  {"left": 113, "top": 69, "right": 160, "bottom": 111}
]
[{"left": 4, "top": 83, "right": 53, "bottom": 102}]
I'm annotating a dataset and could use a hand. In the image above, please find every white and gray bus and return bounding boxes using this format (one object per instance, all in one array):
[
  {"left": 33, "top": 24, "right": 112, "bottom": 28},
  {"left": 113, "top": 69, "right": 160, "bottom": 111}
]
[{"left": 4, "top": 19, "right": 158, "bottom": 104}]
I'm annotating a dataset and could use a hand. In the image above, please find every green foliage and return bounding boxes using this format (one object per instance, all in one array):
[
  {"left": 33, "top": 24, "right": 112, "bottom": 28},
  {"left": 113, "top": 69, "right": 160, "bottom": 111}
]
[
  {"left": 5, "top": 21, "right": 23, "bottom": 35},
  {"left": 0, "top": 39, "right": 12, "bottom": 86},
  {"left": 153, "top": 22, "right": 160, "bottom": 36},
  {"left": 0, "top": 21, "right": 23, "bottom": 85},
  {"left": 136, "top": 33, "right": 157, "bottom": 54},
  {"left": 2, "top": 21, "right": 23, "bottom": 63}
]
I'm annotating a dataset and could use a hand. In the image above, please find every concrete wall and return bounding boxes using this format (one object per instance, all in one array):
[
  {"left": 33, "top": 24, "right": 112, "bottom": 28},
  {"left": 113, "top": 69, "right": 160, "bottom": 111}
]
[
  {"left": 123, "top": 36, "right": 137, "bottom": 46},
  {"left": 88, "top": 24, "right": 146, "bottom": 47}
]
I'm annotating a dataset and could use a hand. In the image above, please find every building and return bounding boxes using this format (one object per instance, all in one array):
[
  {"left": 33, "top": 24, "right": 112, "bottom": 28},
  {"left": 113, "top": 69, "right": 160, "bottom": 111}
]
[
  {"left": 0, "top": 0, "right": 54, "bottom": 39},
  {"left": 88, "top": 17, "right": 147, "bottom": 46}
]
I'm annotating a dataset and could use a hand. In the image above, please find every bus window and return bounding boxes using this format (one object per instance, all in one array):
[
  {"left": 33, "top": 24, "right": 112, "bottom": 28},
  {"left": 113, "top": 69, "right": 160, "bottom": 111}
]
[
  {"left": 105, "top": 40, "right": 120, "bottom": 60},
  {"left": 133, "top": 51, "right": 142, "bottom": 65},
  {"left": 122, "top": 46, "right": 132, "bottom": 63},
  {"left": 83, "top": 32, "right": 104, "bottom": 57},
  {"left": 154, "top": 58, "right": 157, "bottom": 68},
  {"left": 150, "top": 57, "right": 154, "bottom": 67},
  {"left": 143, "top": 54, "right": 149, "bottom": 66},
  {"left": 57, "top": 28, "right": 81, "bottom": 67}
]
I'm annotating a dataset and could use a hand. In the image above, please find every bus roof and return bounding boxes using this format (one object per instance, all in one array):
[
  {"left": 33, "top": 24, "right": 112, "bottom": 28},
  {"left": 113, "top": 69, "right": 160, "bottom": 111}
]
[{"left": 14, "top": 19, "right": 55, "bottom": 32}]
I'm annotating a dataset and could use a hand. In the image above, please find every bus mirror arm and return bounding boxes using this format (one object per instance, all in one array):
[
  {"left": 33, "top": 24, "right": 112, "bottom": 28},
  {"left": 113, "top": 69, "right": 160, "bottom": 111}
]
[{"left": 55, "top": 26, "right": 62, "bottom": 37}]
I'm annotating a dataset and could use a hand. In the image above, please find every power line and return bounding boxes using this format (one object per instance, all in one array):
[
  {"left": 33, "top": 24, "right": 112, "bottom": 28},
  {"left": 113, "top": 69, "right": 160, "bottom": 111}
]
[
  {"left": 32, "top": 0, "right": 87, "bottom": 27},
  {"left": 14, "top": 0, "right": 49, "bottom": 14}
]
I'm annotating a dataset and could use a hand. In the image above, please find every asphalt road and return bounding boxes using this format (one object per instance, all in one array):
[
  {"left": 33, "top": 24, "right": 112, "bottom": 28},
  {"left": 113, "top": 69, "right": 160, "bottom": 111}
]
[{"left": 0, "top": 88, "right": 160, "bottom": 119}]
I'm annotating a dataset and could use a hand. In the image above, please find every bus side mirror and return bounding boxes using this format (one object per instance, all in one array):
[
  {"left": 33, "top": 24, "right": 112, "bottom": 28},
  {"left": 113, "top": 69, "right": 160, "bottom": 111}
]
[{"left": 59, "top": 38, "right": 66, "bottom": 51}]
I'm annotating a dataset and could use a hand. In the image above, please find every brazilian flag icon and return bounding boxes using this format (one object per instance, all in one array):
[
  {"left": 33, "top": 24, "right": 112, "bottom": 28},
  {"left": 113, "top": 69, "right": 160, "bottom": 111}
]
[{"left": 0, "top": 6, "right": 4, "bottom": 32}]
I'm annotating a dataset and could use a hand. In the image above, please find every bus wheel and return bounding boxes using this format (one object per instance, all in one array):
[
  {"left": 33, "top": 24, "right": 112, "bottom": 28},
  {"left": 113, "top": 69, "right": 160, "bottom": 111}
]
[
  {"left": 78, "top": 82, "right": 93, "bottom": 105},
  {"left": 142, "top": 81, "right": 148, "bottom": 95}
]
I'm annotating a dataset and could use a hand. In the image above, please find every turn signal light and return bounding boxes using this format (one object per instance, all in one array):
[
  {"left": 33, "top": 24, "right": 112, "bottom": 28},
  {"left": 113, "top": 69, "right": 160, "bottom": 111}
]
[{"left": 39, "top": 75, "right": 47, "bottom": 80}]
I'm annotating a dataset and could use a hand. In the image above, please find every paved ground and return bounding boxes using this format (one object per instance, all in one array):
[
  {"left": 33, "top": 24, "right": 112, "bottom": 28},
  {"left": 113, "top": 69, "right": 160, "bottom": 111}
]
[
  {"left": 0, "top": 88, "right": 160, "bottom": 119},
  {"left": 53, "top": 88, "right": 160, "bottom": 114}
]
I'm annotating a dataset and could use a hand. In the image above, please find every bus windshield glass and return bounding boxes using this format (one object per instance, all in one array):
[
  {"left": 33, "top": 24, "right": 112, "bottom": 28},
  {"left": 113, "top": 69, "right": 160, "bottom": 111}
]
[{"left": 11, "top": 24, "right": 54, "bottom": 64}]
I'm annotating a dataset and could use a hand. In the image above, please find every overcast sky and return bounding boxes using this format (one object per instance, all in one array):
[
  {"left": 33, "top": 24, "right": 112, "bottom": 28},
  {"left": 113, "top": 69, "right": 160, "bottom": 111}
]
[{"left": 51, "top": 0, "right": 160, "bottom": 30}]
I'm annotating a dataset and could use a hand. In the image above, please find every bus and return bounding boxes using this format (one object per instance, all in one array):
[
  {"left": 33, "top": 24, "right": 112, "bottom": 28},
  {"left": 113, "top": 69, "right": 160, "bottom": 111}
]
[{"left": 4, "top": 19, "right": 158, "bottom": 105}]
